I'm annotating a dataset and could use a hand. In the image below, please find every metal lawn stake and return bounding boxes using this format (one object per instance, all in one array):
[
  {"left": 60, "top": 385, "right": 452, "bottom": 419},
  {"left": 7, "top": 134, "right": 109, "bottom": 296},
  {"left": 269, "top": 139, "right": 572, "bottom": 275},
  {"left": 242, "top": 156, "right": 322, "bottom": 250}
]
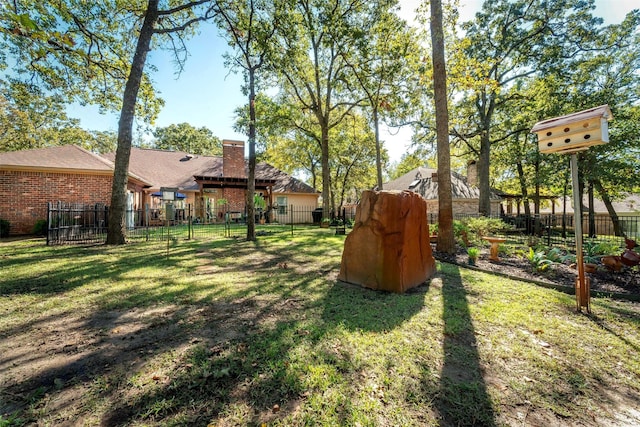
[
  {"left": 160, "top": 187, "right": 178, "bottom": 258},
  {"left": 531, "top": 105, "right": 613, "bottom": 313}
]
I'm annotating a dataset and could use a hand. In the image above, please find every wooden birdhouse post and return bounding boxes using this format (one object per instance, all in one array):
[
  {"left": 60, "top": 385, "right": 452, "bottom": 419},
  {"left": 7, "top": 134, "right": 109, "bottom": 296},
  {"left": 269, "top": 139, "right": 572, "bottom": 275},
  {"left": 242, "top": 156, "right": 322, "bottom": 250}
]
[{"left": 531, "top": 105, "right": 613, "bottom": 313}]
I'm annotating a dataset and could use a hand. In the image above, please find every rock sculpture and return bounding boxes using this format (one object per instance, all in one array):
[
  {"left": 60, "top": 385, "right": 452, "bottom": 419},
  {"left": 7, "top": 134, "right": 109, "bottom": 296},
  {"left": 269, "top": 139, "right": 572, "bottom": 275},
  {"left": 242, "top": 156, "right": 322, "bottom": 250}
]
[{"left": 338, "top": 190, "right": 436, "bottom": 293}]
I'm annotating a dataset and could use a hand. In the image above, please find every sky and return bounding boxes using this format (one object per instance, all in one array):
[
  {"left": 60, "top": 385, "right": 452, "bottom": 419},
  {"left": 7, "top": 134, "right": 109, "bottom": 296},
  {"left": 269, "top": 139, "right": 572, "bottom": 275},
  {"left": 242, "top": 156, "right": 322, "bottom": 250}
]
[{"left": 67, "top": 0, "right": 637, "bottom": 163}]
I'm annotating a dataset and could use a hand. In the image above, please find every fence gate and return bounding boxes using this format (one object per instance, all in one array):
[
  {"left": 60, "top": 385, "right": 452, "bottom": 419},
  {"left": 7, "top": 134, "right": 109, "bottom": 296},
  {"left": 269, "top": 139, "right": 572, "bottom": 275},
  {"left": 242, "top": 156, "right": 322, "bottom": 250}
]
[{"left": 47, "top": 202, "right": 108, "bottom": 245}]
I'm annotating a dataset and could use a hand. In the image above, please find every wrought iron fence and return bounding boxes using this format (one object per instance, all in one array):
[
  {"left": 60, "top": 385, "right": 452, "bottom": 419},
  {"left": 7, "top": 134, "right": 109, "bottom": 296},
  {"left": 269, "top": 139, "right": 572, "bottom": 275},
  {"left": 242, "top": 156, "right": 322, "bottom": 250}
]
[
  {"left": 426, "top": 212, "right": 639, "bottom": 248},
  {"left": 45, "top": 203, "right": 356, "bottom": 245},
  {"left": 48, "top": 202, "right": 636, "bottom": 249}
]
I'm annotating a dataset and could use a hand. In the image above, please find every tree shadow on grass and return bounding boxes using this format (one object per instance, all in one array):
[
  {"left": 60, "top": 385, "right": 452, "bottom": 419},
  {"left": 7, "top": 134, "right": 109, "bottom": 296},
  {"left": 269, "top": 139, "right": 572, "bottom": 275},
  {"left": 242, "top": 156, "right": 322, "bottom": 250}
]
[
  {"left": 436, "top": 263, "right": 496, "bottom": 426},
  {"left": 320, "top": 280, "right": 430, "bottom": 333},
  {"left": 0, "top": 236, "right": 345, "bottom": 425}
]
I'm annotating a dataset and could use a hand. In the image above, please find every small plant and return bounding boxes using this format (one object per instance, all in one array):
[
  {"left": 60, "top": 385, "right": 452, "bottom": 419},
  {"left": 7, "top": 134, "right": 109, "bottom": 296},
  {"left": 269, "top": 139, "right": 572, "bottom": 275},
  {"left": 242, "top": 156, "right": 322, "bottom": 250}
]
[
  {"left": 32, "top": 220, "right": 48, "bottom": 236},
  {"left": 582, "top": 240, "right": 620, "bottom": 264},
  {"left": 545, "top": 247, "right": 565, "bottom": 263},
  {"left": 526, "top": 247, "right": 553, "bottom": 272},
  {"left": 467, "top": 247, "right": 480, "bottom": 265}
]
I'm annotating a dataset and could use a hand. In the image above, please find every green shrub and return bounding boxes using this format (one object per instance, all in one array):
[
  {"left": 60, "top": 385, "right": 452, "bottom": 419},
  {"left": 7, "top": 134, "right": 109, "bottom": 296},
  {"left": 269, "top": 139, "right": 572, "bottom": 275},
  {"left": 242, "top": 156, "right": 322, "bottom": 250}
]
[
  {"left": 526, "top": 247, "right": 554, "bottom": 272},
  {"left": 463, "top": 217, "right": 507, "bottom": 237},
  {"left": 0, "top": 219, "right": 9, "bottom": 237},
  {"left": 453, "top": 220, "right": 471, "bottom": 247},
  {"left": 32, "top": 220, "right": 48, "bottom": 236},
  {"left": 585, "top": 240, "right": 620, "bottom": 257}
]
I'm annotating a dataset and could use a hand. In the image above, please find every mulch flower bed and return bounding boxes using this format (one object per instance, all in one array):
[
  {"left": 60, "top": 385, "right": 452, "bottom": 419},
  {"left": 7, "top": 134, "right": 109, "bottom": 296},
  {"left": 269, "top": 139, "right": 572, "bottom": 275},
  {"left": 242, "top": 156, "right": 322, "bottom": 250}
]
[{"left": 433, "top": 247, "right": 640, "bottom": 299}]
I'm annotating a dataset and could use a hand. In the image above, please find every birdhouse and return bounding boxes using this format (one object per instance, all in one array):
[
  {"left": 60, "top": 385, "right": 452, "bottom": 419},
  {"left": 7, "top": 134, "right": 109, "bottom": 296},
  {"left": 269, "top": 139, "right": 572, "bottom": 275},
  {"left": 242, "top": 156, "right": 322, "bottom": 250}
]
[{"left": 531, "top": 105, "right": 613, "bottom": 154}]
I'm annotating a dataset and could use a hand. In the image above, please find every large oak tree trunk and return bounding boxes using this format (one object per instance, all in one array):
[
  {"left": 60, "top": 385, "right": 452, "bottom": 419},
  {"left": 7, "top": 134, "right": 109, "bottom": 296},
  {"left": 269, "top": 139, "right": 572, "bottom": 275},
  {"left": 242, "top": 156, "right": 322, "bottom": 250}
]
[
  {"left": 430, "top": 0, "right": 455, "bottom": 254},
  {"left": 107, "top": 0, "right": 159, "bottom": 245}
]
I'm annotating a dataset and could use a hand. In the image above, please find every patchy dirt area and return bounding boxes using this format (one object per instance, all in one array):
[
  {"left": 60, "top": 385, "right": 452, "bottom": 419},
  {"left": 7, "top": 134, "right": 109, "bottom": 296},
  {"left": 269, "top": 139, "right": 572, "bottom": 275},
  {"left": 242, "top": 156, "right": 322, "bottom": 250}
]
[
  {"left": 0, "top": 296, "right": 298, "bottom": 425},
  {"left": 433, "top": 246, "right": 640, "bottom": 298}
]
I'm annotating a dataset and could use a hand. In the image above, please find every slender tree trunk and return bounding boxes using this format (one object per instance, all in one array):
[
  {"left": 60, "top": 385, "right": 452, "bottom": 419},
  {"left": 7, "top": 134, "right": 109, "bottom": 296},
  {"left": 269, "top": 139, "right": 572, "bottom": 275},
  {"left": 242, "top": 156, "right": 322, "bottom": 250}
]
[
  {"left": 430, "top": 0, "right": 455, "bottom": 253},
  {"left": 107, "top": 0, "right": 159, "bottom": 244},
  {"left": 373, "top": 108, "right": 383, "bottom": 190},
  {"left": 309, "top": 157, "right": 317, "bottom": 190},
  {"left": 246, "top": 67, "right": 257, "bottom": 241},
  {"left": 588, "top": 180, "right": 596, "bottom": 238},
  {"left": 593, "top": 179, "right": 624, "bottom": 237},
  {"left": 515, "top": 161, "right": 531, "bottom": 217},
  {"left": 534, "top": 154, "right": 541, "bottom": 235},
  {"left": 320, "top": 123, "right": 331, "bottom": 218},
  {"left": 478, "top": 129, "right": 491, "bottom": 216},
  {"left": 562, "top": 169, "right": 569, "bottom": 238}
]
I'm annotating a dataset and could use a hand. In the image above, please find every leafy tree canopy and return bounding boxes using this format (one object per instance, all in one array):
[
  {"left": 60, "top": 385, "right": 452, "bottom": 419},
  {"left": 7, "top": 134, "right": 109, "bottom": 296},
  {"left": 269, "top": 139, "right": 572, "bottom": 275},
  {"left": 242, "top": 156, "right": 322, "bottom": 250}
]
[{"left": 152, "top": 122, "right": 222, "bottom": 155}]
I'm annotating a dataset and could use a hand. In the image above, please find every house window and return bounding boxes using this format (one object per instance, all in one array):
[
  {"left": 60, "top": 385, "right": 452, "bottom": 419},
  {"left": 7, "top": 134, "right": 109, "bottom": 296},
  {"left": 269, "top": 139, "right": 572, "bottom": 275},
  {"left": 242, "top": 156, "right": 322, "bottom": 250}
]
[{"left": 277, "top": 196, "right": 288, "bottom": 214}]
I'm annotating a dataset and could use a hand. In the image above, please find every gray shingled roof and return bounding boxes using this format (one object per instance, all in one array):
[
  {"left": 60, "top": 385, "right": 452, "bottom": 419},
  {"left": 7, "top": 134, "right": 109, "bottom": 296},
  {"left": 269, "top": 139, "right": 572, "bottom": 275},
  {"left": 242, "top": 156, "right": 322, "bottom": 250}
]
[
  {"left": 103, "top": 147, "right": 318, "bottom": 194},
  {"left": 384, "top": 167, "right": 501, "bottom": 200},
  {"left": 255, "top": 163, "right": 318, "bottom": 194}
]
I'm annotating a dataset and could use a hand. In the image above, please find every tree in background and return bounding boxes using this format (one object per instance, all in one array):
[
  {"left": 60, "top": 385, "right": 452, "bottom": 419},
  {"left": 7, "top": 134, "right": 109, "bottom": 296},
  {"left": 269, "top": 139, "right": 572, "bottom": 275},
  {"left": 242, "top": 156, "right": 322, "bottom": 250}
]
[
  {"left": 344, "top": 6, "right": 420, "bottom": 190},
  {"left": 450, "top": 0, "right": 605, "bottom": 216},
  {"left": 328, "top": 112, "right": 381, "bottom": 211},
  {"left": 152, "top": 122, "right": 222, "bottom": 155},
  {"left": 0, "top": 1, "right": 163, "bottom": 124},
  {"left": 1, "top": 1, "right": 215, "bottom": 244},
  {"left": 213, "top": 0, "right": 282, "bottom": 241},
  {"left": 0, "top": 79, "right": 117, "bottom": 153},
  {"left": 488, "top": 10, "right": 640, "bottom": 235},
  {"left": 270, "top": 0, "right": 391, "bottom": 217}
]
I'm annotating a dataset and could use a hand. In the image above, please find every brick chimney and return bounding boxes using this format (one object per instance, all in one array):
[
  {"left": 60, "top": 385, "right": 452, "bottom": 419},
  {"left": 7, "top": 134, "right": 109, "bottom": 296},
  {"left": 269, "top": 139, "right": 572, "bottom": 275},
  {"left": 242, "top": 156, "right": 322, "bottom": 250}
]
[
  {"left": 431, "top": 172, "right": 438, "bottom": 182},
  {"left": 467, "top": 160, "right": 477, "bottom": 187},
  {"left": 222, "top": 140, "right": 246, "bottom": 178}
]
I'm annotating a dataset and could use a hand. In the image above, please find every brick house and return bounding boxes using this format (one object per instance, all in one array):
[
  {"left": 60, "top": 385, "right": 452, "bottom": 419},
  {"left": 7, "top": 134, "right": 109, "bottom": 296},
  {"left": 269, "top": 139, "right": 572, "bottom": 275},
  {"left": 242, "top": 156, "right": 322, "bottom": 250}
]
[
  {"left": 0, "top": 145, "right": 150, "bottom": 235},
  {"left": 383, "top": 162, "right": 503, "bottom": 217},
  {"left": 1, "top": 140, "right": 319, "bottom": 235},
  {"left": 107, "top": 140, "right": 320, "bottom": 224}
]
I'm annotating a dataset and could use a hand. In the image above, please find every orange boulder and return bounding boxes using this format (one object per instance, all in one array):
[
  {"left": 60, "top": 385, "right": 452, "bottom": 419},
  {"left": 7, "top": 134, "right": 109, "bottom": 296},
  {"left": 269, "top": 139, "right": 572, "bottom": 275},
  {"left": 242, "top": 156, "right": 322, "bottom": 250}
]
[{"left": 338, "top": 190, "right": 436, "bottom": 293}]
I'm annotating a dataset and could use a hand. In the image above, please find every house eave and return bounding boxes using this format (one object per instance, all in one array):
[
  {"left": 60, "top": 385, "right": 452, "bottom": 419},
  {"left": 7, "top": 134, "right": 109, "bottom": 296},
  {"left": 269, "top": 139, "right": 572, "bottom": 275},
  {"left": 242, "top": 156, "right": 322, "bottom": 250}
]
[{"left": 194, "top": 175, "right": 277, "bottom": 189}]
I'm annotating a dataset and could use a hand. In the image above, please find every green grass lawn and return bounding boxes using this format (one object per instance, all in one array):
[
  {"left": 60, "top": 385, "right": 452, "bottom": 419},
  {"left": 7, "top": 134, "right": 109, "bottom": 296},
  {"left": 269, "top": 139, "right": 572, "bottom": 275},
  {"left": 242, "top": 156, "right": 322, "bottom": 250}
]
[{"left": 1, "top": 229, "right": 639, "bottom": 426}]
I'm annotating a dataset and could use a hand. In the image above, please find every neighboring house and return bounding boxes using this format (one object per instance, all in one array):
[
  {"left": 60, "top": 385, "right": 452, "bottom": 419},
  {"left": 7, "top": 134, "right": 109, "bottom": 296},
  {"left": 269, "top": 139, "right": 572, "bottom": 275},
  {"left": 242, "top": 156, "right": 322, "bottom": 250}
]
[
  {"left": 0, "top": 140, "right": 319, "bottom": 235},
  {"left": 539, "top": 194, "right": 640, "bottom": 236},
  {"left": 0, "top": 145, "right": 151, "bottom": 235},
  {"left": 539, "top": 194, "right": 640, "bottom": 216},
  {"left": 383, "top": 162, "right": 503, "bottom": 216}
]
